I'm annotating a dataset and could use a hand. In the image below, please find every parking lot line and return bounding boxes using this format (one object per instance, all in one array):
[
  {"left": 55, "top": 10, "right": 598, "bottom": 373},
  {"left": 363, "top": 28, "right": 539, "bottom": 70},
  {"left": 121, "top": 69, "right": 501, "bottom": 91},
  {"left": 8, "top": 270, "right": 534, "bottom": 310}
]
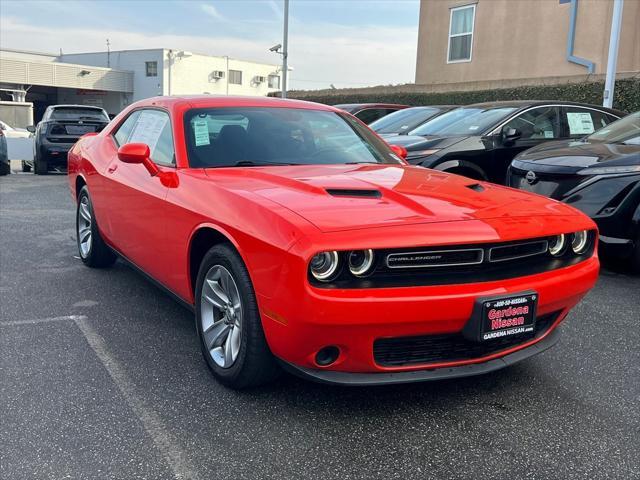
[
  {"left": 73, "top": 316, "right": 198, "bottom": 480},
  {"left": 0, "top": 314, "right": 86, "bottom": 327}
]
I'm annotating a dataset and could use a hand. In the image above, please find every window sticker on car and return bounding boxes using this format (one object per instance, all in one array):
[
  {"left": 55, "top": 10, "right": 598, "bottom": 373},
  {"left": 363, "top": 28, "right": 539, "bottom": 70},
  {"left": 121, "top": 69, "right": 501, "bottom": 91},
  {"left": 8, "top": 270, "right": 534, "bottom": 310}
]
[
  {"left": 128, "top": 112, "right": 169, "bottom": 152},
  {"left": 567, "top": 112, "right": 595, "bottom": 135},
  {"left": 544, "top": 130, "right": 554, "bottom": 138},
  {"left": 193, "top": 119, "right": 210, "bottom": 146}
]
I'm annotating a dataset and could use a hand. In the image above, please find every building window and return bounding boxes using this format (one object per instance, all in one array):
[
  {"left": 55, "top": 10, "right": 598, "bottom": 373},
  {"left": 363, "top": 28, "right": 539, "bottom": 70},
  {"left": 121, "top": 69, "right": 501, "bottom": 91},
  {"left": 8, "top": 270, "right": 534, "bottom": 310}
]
[
  {"left": 447, "top": 4, "right": 475, "bottom": 63},
  {"left": 229, "top": 69, "right": 243, "bottom": 85},
  {"left": 145, "top": 61, "right": 158, "bottom": 77},
  {"left": 268, "top": 75, "right": 280, "bottom": 89}
]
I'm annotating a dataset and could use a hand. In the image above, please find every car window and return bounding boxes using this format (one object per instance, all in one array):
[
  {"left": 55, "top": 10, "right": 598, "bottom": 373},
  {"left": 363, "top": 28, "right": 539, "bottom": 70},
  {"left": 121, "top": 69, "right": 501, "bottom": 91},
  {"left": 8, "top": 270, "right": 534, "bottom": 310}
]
[
  {"left": 410, "top": 107, "right": 518, "bottom": 136},
  {"left": 587, "top": 111, "right": 640, "bottom": 145},
  {"left": 49, "top": 107, "right": 109, "bottom": 122},
  {"left": 113, "top": 111, "right": 141, "bottom": 146},
  {"left": 503, "top": 106, "right": 561, "bottom": 140},
  {"left": 355, "top": 109, "right": 388, "bottom": 124},
  {"left": 127, "top": 109, "right": 175, "bottom": 166},
  {"left": 564, "top": 107, "right": 616, "bottom": 138},
  {"left": 184, "top": 107, "right": 402, "bottom": 168},
  {"left": 370, "top": 107, "right": 440, "bottom": 134}
]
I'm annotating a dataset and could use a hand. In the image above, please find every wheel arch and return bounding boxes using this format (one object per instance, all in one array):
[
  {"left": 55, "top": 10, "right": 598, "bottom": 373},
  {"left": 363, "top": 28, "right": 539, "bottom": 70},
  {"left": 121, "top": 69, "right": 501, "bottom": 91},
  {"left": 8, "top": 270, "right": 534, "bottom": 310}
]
[
  {"left": 75, "top": 175, "right": 87, "bottom": 200},
  {"left": 432, "top": 159, "right": 488, "bottom": 181},
  {"left": 187, "top": 224, "right": 246, "bottom": 299}
]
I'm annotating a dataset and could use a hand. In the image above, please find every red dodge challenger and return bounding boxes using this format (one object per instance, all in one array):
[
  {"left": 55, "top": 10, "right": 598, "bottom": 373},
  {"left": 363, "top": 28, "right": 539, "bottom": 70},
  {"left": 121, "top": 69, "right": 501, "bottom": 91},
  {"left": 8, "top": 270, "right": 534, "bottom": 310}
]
[{"left": 68, "top": 96, "right": 599, "bottom": 388}]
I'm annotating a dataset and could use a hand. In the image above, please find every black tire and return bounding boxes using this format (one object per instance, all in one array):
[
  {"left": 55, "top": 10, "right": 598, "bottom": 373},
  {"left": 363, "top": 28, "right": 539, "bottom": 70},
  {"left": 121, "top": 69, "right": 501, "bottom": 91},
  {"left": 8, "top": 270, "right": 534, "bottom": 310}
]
[
  {"left": 33, "top": 151, "right": 47, "bottom": 175},
  {"left": 195, "top": 244, "right": 279, "bottom": 388},
  {"left": 76, "top": 186, "right": 116, "bottom": 268},
  {"left": 0, "top": 161, "right": 9, "bottom": 176},
  {"left": 22, "top": 161, "right": 32, "bottom": 173},
  {"left": 631, "top": 229, "right": 640, "bottom": 274}
]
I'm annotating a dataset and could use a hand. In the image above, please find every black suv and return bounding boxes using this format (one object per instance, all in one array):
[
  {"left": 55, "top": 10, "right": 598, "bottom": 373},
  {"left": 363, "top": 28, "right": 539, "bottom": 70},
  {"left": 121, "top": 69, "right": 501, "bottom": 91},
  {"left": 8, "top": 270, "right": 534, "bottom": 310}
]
[
  {"left": 25, "top": 105, "right": 110, "bottom": 174},
  {"left": 385, "top": 101, "right": 625, "bottom": 184}
]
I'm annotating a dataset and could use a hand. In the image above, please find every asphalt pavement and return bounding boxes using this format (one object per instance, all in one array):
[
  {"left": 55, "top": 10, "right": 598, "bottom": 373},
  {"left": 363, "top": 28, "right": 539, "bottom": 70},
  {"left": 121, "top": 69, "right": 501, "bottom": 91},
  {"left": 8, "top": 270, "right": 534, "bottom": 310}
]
[{"left": 1, "top": 174, "right": 638, "bottom": 480}]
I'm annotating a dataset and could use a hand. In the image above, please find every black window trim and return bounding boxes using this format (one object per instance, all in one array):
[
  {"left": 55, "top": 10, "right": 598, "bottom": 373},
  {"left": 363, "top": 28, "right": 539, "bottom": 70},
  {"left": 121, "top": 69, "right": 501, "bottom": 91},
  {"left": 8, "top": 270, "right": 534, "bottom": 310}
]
[
  {"left": 110, "top": 106, "right": 177, "bottom": 168},
  {"left": 487, "top": 104, "right": 622, "bottom": 138}
]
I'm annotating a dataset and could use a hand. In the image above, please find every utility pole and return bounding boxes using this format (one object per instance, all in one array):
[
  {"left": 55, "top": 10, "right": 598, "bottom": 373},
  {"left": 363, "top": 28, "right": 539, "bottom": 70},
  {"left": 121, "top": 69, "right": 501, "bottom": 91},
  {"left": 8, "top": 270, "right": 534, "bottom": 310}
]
[
  {"left": 106, "top": 39, "right": 111, "bottom": 68},
  {"left": 281, "top": 0, "right": 289, "bottom": 98},
  {"left": 603, "top": 0, "right": 624, "bottom": 108}
]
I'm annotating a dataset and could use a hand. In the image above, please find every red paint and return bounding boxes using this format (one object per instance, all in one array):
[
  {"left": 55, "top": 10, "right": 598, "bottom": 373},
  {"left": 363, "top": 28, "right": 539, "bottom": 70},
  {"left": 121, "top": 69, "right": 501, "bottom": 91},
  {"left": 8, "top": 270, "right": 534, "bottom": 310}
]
[{"left": 68, "top": 95, "right": 600, "bottom": 375}]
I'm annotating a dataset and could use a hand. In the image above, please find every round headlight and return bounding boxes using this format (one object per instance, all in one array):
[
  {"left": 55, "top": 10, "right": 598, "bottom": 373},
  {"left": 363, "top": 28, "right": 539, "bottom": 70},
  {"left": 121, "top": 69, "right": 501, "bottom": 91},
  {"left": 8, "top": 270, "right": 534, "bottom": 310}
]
[
  {"left": 548, "top": 234, "right": 567, "bottom": 257},
  {"left": 310, "top": 251, "right": 340, "bottom": 281},
  {"left": 348, "top": 249, "right": 375, "bottom": 277},
  {"left": 571, "top": 230, "right": 589, "bottom": 254}
]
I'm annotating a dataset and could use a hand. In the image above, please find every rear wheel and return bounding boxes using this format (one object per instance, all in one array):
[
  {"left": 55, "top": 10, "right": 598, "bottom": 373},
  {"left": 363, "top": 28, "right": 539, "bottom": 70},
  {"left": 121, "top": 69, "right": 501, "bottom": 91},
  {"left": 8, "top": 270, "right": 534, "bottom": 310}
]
[
  {"left": 0, "top": 161, "right": 9, "bottom": 176},
  {"left": 195, "top": 244, "right": 279, "bottom": 388},
  {"left": 33, "top": 151, "right": 48, "bottom": 175},
  {"left": 76, "top": 186, "right": 116, "bottom": 268},
  {"left": 631, "top": 229, "right": 640, "bottom": 273}
]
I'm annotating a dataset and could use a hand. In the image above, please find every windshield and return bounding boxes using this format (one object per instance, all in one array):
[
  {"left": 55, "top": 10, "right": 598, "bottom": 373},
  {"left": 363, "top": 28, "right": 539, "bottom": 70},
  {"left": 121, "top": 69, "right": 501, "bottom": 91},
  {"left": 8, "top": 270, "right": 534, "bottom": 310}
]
[
  {"left": 587, "top": 112, "right": 640, "bottom": 145},
  {"left": 50, "top": 108, "right": 108, "bottom": 122},
  {"left": 184, "top": 107, "right": 403, "bottom": 168},
  {"left": 370, "top": 107, "right": 441, "bottom": 134},
  {"left": 409, "top": 107, "right": 518, "bottom": 137}
]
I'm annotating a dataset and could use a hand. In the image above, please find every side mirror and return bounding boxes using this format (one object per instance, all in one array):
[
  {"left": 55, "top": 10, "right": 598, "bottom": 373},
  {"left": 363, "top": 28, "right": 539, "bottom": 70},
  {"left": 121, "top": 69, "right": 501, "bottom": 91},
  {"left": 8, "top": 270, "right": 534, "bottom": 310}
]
[
  {"left": 26, "top": 125, "right": 36, "bottom": 133},
  {"left": 117, "top": 143, "right": 159, "bottom": 176},
  {"left": 389, "top": 144, "right": 408, "bottom": 160},
  {"left": 502, "top": 127, "right": 522, "bottom": 144}
]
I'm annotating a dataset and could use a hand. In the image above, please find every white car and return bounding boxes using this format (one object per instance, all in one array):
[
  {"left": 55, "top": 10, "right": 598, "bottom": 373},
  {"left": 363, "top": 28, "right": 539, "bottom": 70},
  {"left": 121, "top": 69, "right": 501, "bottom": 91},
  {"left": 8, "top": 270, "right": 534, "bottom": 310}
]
[{"left": 0, "top": 120, "right": 32, "bottom": 139}]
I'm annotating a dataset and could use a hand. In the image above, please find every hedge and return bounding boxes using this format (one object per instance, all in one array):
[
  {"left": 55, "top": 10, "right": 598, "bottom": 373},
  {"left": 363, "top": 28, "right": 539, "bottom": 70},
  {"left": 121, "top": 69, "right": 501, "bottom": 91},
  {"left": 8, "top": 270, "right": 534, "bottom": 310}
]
[{"left": 275, "top": 77, "right": 640, "bottom": 113}]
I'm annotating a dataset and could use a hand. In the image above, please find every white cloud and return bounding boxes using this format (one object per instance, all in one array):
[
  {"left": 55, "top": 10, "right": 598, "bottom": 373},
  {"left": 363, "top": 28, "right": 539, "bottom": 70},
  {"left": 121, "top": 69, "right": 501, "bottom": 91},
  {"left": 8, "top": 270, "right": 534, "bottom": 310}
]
[
  {"left": 0, "top": 15, "right": 417, "bottom": 90},
  {"left": 200, "top": 3, "right": 226, "bottom": 22}
]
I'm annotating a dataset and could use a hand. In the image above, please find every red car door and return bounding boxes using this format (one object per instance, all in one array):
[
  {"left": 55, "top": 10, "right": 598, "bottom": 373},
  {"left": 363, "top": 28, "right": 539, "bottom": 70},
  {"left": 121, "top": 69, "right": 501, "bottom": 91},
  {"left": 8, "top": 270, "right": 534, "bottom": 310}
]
[{"left": 103, "top": 108, "right": 176, "bottom": 281}]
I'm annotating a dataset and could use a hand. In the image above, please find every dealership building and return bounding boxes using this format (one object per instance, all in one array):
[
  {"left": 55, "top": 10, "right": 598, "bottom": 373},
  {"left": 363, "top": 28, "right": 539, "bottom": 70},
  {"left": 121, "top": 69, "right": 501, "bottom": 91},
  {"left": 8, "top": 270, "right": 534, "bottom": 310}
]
[{"left": 0, "top": 48, "right": 282, "bottom": 123}]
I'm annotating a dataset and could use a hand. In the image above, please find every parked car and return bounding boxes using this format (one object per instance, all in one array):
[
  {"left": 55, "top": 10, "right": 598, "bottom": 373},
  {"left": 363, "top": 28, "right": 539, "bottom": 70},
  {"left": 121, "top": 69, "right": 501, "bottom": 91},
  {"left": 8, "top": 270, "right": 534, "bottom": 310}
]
[
  {"left": 0, "top": 120, "right": 31, "bottom": 139},
  {"left": 508, "top": 111, "right": 640, "bottom": 270},
  {"left": 369, "top": 105, "right": 457, "bottom": 137},
  {"left": 68, "top": 95, "right": 598, "bottom": 388},
  {"left": 25, "top": 105, "right": 110, "bottom": 174},
  {"left": 333, "top": 103, "right": 409, "bottom": 124},
  {"left": 0, "top": 127, "right": 8, "bottom": 176},
  {"left": 385, "top": 101, "right": 625, "bottom": 184}
]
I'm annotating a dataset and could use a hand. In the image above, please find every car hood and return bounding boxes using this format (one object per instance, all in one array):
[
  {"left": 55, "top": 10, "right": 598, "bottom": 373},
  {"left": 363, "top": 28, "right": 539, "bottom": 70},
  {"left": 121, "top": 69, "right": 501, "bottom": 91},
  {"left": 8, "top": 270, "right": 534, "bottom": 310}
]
[
  {"left": 206, "top": 164, "right": 578, "bottom": 233},
  {"left": 515, "top": 139, "right": 640, "bottom": 169},
  {"left": 383, "top": 134, "right": 469, "bottom": 151}
]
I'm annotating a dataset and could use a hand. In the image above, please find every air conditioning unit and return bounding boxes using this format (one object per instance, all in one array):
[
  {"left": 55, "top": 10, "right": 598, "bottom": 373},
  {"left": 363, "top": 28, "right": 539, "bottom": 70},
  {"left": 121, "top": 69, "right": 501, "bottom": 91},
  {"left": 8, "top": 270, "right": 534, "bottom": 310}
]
[
  {"left": 254, "top": 75, "right": 267, "bottom": 84},
  {"left": 209, "top": 70, "right": 225, "bottom": 81}
]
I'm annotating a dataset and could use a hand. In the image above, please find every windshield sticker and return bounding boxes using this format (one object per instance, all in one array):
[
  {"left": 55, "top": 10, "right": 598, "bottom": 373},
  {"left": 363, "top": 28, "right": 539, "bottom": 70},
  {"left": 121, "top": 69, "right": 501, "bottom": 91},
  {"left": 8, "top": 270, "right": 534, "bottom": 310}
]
[
  {"left": 567, "top": 112, "right": 595, "bottom": 135},
  {"left": 544, "top": 130, "right": 554, "bottom": 138},
  {"left": 468, "top": 125, "right": 480, "bottom": 131},
  {"left": 193, "top": 120, "right": 210, "bottom": 146}
]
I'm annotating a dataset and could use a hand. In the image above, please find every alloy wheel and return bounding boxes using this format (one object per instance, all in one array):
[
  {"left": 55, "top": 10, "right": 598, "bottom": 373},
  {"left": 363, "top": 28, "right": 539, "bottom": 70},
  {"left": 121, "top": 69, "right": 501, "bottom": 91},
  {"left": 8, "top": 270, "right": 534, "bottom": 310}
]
[
  {"left": 78, "top": 196, "right": 93, "bottom": 258},
  {"left": 200, "top": 265, "right": 243, "bottom": 368}
]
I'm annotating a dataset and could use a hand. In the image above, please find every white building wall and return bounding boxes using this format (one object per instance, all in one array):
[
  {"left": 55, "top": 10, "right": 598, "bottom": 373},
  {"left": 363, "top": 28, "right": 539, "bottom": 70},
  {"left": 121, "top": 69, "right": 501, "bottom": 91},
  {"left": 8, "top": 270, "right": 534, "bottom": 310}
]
[
  {"left": 165, "top": 51, "right": 281, "bottom": 97},
  {"left": 60, "top": 49, "right": 164, "bottom": 104}
]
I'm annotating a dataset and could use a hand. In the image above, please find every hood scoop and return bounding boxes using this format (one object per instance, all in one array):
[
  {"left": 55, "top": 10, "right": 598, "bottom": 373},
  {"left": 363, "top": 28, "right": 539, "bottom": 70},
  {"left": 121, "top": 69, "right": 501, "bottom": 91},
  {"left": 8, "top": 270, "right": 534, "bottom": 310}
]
[
  {"left": 465, "top": 183, "right": 485, "bottom": 192},
  {"left": 325, "top": 188, "right": 382, "bottom": 199}
]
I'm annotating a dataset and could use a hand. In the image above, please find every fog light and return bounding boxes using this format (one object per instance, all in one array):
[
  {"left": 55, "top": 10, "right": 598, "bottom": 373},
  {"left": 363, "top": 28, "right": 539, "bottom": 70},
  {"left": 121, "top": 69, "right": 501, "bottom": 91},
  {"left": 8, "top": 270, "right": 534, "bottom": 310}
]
[
  {"left": 571, "top": 230, "right": 590, "bottom": 254},
  {"left": 348, "top": 249, "right": 375, "bottom": 277},
  {"left": 548, "top": 234, "right": 567, "bottom": 257},
  {"left": 315, "top": 346, "right": 340, "bottom": 366},
  {"left": 310, "top": 251, "right": 339, "bottom": 282}
]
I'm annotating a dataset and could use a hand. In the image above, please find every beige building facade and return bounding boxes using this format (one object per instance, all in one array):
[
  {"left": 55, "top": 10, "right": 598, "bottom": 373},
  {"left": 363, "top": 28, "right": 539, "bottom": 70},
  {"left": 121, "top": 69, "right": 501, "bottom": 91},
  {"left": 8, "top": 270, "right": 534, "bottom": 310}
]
[{"left": 415, "top": 0, "right": 640, "bottom": 87}]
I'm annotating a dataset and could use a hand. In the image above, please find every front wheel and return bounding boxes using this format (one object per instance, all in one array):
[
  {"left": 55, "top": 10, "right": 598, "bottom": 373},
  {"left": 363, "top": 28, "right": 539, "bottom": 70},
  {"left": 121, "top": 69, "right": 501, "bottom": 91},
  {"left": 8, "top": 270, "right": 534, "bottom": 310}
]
[
  {"left": 195, "top": 244, "right": 279, "bottom": 388},
  {"left": 76, "top": 186, "right": 116, "bottom": 268},
  {"left": 33, "top": 151, "right": 48, "bottom": 175}
]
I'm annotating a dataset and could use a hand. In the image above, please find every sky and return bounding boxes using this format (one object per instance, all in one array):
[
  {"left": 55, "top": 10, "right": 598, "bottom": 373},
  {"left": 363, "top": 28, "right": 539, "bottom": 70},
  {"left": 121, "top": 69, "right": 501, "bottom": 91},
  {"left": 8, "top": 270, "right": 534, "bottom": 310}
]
[{"left": 0, "top": 0, "right": 420, "bottom": 90}]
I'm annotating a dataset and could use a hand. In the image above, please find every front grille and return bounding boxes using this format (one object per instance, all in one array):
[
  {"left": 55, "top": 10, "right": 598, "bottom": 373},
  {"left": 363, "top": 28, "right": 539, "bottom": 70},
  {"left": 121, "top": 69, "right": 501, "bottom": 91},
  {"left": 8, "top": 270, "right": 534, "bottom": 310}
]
[
  {"left": 373, "top": 311, "right": 560, "bottom": 367},
  {"left": 386, "top": 248, "right": 483, "bottom": 269},
  {"left": 488, "top": 240, "right": 548, "bottom": 262}
]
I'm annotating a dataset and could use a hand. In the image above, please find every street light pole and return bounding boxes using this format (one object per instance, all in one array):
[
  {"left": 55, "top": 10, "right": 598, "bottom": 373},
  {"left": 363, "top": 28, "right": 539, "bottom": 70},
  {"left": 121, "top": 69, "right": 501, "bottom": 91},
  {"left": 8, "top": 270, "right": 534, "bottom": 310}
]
[
  {"left": 603, "top": 0, "right": 624, "bottom": 108},
  {"left": 281, "top": 0, "right": 289, "bottom": 98}
]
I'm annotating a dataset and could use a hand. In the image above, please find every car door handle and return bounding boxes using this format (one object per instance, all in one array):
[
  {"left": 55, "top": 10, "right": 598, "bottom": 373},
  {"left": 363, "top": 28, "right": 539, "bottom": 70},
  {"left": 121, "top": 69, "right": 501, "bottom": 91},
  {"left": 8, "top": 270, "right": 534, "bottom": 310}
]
[{"left": 107, "top": 164, "right": 118, "bottom": 173}]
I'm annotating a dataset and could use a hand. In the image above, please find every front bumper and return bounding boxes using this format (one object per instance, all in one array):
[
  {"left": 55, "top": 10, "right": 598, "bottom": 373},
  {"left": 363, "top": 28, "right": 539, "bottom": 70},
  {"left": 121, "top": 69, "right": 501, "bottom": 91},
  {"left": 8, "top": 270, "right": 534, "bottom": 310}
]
[
  {"left": 281, "top": 327, "right": 560, "bottom": 385},
  {"left": 259, "top": 255, "right": 599, "bottom": 380}
]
